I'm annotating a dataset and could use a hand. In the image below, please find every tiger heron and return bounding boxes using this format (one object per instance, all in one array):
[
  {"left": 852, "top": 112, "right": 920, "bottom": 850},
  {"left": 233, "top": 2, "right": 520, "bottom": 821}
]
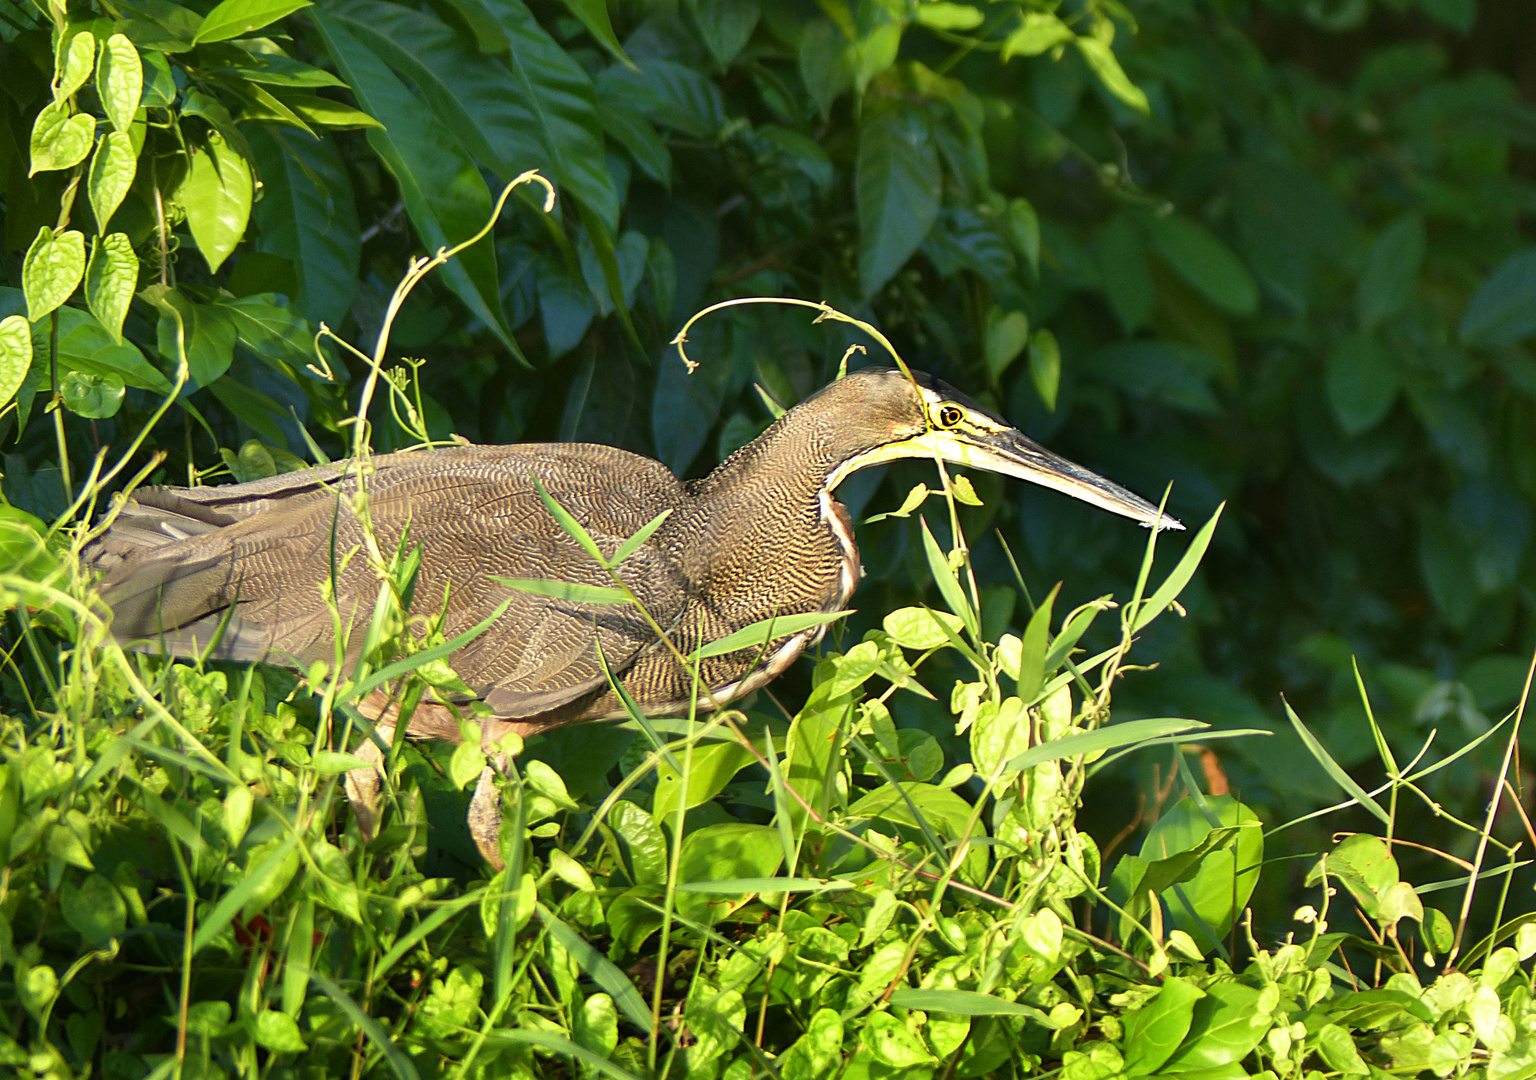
[{"left": 91, "top": 368, "right": 1180, "bottom": 864}]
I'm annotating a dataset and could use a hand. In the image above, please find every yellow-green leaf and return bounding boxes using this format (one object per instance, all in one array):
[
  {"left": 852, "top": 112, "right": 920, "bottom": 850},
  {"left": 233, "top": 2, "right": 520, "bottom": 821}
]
[
  {"left": 176, "top": 133, "right": 253, "bottom": 273},
  {"left": 0, "top": 316, "right": 31, "bottom": 411},
  {"left": 88, "top": 131, "right": 137, "bottom": 231},
  {"left": 195, "top": 0, "right": 314, "bottom": 44},
  {"left": 96, "top": 34, "right": 144, "bottom": 133},
  {"left": 1075, "top": 36, "right": 1149, "bottom": 113},
  {"left": 54, "top": 32, "right": 95, "bottom": 102},
  {"left": 23, "top": 227, "right": 86, "bottom": 321},
  {"left": 29, "top": 103, "right": 95, "bottom": 175},
  {"left": 1001, "top": 13, "right": 1074, "bottom": 60},
  {"left": 85, "top": 234, "right": 138, "bottom": 343}
]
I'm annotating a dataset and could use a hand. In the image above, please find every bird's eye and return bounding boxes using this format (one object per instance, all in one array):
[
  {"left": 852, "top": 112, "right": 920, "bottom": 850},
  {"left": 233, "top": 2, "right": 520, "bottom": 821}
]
[{"left": 937, "top": 404, "right": 964, "bottom": 428}]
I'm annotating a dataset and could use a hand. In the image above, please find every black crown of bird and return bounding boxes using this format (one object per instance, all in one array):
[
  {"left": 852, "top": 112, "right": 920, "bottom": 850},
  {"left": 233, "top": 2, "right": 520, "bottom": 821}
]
[{"left": 86, "top": 365, "right": 1180, "bottom": 864}]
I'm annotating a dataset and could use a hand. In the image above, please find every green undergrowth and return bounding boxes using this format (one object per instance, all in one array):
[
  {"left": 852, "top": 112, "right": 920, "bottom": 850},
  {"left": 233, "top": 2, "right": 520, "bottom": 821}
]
[{"left": 1, "top": 476, "right": 1534, "bottom": 1080}]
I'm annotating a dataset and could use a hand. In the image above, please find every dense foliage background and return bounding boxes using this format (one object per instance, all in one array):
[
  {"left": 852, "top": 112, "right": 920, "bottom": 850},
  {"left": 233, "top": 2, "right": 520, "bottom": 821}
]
[{"left": 2, "top": 0, "right": 1536, "bottom": 1074}]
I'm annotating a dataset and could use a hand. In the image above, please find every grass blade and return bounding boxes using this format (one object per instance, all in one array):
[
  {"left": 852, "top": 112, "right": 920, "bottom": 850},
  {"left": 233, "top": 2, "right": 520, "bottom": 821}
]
[
  {"left": 538, "top": 904, "right": 652, "bottom": 1031},
  {"left": 1132, "top": 502, "right": 1224, "bottom": 632},
  {"left": 890, "top": 988, "right": 1048, "bottom": 1019},
  {"left": 1087, "top": 728, "right": 1271, "bottom": 776},
  {"left": 763, "top": 721, "right": 798, "bottom": 875},
  {"left": 191, "top": 832, "right": 300, "bottom": 954},
  {"left": 486, "top": 1029, "right": 644, "bottom": 1080},
  {"left": 494, "top": 577, "right": 630, "bottom": 605},
  {"left": 612, "top": 508, "right": 673, "bottom": 566},
  {"left": 691, "top": 609, "right": 852, "bottom": 660},
  {"left": 306, "top": 968, "right": 421, "bottom": 1080},
  {"left": 1283, "top": 697, "right": 1391, "bottom": 827},
  {"left": 1007, "top": 718, "right": 1206, "bottom": 772},
  {"left": 596, "top": 635, "right": 681, "bottom": 774},
  {"left": 1016, "top": 582, "right": 1059, "bottom": 701},
  {"left": 533, "top": 477, "right": 608, "bottom": 566},
  {"left": 350, "top": 597, "right": 512, "bottom": 701},
  {"left": 372, "top": 892, "right": 483, "bottom": 981},
  {"left": 674, "top": 878, "right": 853, "bottom": 894},
  {"left": 920, "top": 516, "right": 977, "bottom": 637}
]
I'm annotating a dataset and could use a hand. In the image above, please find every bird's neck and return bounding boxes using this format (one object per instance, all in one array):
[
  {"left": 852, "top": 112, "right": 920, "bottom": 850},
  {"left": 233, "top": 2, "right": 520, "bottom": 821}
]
[{"left": 692, "top": 408, "right": 844, "bottom": 510}]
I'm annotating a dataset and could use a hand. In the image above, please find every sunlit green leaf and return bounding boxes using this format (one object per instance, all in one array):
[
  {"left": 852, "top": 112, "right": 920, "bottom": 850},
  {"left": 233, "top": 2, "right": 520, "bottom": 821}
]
[
  {"left": 88, "top": 131, "right": 137, "bottom": 233},
  {"left": 195, "top": 0, "right": 314, "bottom": 44},
  {"left": 84, "top": 234, "right": 137, "bottom": 343},
  {"left": 23, "top": 227, "right": 85, "bottom": 321},
  {"left": 96, "top": 34, "right": 143, "bottom": 133}
]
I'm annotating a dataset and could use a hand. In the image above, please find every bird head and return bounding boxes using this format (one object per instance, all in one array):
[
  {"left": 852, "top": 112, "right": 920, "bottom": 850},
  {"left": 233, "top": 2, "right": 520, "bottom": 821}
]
[{"left": 810, "top": 367, "right": 1182, "bottom": 531}]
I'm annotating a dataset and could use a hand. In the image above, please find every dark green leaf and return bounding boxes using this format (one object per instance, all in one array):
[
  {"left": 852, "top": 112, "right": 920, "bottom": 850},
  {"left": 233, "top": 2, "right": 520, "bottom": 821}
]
[
  {"left": 1145, "top": 214, "right": 1258, "bottom": 317},
  {"left": 1460, "top": 248, "right": 1536, "bottom": 347},
  {"left": 857, "top": 109, "right": 940, "bottom": 297},
  {"left": 693, "top": 0, "right": 759, "bottom": 69},
  {"left": 1357, "top": 213, "right": 1425, "bottom": 329},
  {"left": 60, "top": 369, "right": 125, "bottom": 418},
  {"left": 1160, "top": 981, "right": 1270, "bottom": 1071},
  {"left": 1326, "top": 331, "right": 1399, "bottom": 435}
]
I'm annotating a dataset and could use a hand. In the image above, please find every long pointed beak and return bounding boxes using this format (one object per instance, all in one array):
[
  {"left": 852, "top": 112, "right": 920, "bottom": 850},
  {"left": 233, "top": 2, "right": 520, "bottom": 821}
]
[{"left": 917, "top": 427, "right": 1183, "bottom": 531}]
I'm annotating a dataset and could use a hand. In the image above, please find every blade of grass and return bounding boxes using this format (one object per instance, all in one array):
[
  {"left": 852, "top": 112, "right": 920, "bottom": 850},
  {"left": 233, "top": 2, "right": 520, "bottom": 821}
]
[
  {"left": 533, "top": 477, "right": 608, "bottom": 566},
  {"left": 537, "top": 904, "right": 652, "bottom": 1031},
  {"left": 596, "top": 635, "right": 681, "bottom": 774},
  {"left": 674, "top": 878, "right": 853, "bottom": 893},
  {"left": 763, "top": 721, "right": 798, "bottom": 876},
  {"left": 691, "top": 610, "right": 852, "bottom": 660},
  {"left": 612, "top": 508, "right": 673, "bottom": 566},
  {"left": 1282, "top": 697, "right": 1391, "bottom": 827},
  {"left": 484, "top": 1029, "right": 644, "bottom": 1080},
  {"left": 306, "top": 968, "right": 421, "bottom": 1080},
  {"left": 920, "top": 516, "right": 978, "bottom": 638},
  {"left": 1007, "top": 718, "right": 1206, "bottom": 772},
  {"left": 190, "top": 832, "right": 301, "bottom": 954},
  {"left": 349, "top": 597, "right": 512, "bottom": 700},
  {"left": 494, "top": 577, "right": 630, "bottom": 605},
  {"left": 1016, "top": 583, "right": 1059, "bottom": 701},
  {"left": 1132, "top": 503, "right": 1223, "bottom": 632}
]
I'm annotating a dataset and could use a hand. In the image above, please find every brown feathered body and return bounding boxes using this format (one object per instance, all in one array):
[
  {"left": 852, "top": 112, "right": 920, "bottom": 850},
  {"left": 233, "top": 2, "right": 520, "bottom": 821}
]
[{"left": 90, "top": 370, "right": 932, "bottom": 740}]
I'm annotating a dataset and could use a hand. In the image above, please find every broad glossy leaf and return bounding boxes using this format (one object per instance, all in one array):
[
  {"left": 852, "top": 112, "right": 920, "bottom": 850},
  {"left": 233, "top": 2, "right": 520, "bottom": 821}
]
[
  {"left": 799, "top": 18, "right": 853, "bottom": 118},
  {"left": 195, "top": 0, "right": 314, "bottom": 44},
  {"left": 52, "top": 306, "right": 170, "bottom": 392},
  {"left": 1160, "top": 981, "right": 1270, "bottom": 1071},
  {"left": 143, "top": 286, "right": 238, "bottom": 387},
  {"left": 88, "top": 131, "right": 137, "bottom": 232},
  {"left": 1141, "top": 796, "right": 1263, "bottom": 939},
  {"left": 1122, "top": 977, "right": 1204, "bottom": 1076},
  {"left": 313, "top": 12, "right": 519, "bottom": 360},
  {"left": 652, "top": 741, "right": 756, "bottom": 825},
  {"left": 596, "top": 92, "right": 670, "bottom": 186},
  {"left": 1358, "top": 213, "right": 1424, "bottom": 329},
  {"left": 1145, "top": 214, "right": 1258, "bottom": 317},
  {"left": 23, "top": 227, "right": 85, "bottom": 320},
  {"left": 54, "top": 33, "right": 96, "bottom": 102},
  {"left": 29, "top": 103, "right": 94, "bottom": 175},
  {"left": 84, "top": 233, "right": 137, "bottom": 343},
  {"left": 596, "top": 59, "right": 726, "bottom": 142},
  {"left": 1326, "top": 331, "right": 1399, "bottom": 435},
  {"left": 1459, "top": 248, "right": 1536, "bottom": 347},
  {"left": 96, "top": 34, "right": 143, "bottom": 133},
  {"left": 60, "top": 369, "right": 125, "bottom": 418},
  {"left": 652, "top": 344, "right": 730, "bottom": 473},
  {"left": 857, "top": 108, "right": 940, "bottom": 297},
  {"left": 334, "top": 0, "right": 618, "bottom": 231},
  {"left": 177, "top": 132, "right": 253, "bottom": 273},
  {"left": 862, "top": 1010, "right": 935, "bottom": 1067},
  {"left": 0, "top": 316, "right": 31, "bottom": 411},
  {"left": 247, "top": 125, "right": 359, "bottom": 328},
  {"left": 1304, "top": 832, "right": 1398, "bottom": 920},
  {"left": 675, "top": 823, "right": 782, "bottom": 924},
  {"left": 693, "top": 0, "right": 759, "bottom": 69}
]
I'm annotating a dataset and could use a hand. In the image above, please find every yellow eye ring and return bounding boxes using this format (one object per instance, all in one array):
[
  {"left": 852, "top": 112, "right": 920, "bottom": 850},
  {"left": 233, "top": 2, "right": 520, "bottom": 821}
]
[{"left": 937, "top": 405, "right": 963, "bottom": 428}]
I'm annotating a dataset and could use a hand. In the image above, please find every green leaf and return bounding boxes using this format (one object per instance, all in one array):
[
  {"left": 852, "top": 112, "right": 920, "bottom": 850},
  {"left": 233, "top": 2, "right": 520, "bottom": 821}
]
[
  {"left": 1006, "top": 197, "right": 1041, "bottom": 275},
  {"left": 0, "top": 316, "right": 32, "bottom": 411},
  {"left": 195, "top": 0, "right": 314, "bottom": 44},
  {"left": 1304, "top": 833, "right": 1398, "bottom": 920},
  {"left": 595, "top": 58, "right": 726, "bottom": 141},
  {"left": 24, "top": 227, "right": 85, "bottom": 320},
  {"left": 914, "top": 3, "right": 984, "bottom": 30},
  {"left": 1075, "top": 36, "right": 1149, "bottom": 112},
  {"left": 919, "top": 516, "right": 977, "bottom": 637},
  {"left": 96, "top": 34, "right": 143, "bottom": 134},
  {"left": 1358, "top": 213, "right": 1425, "bottom": 329},
  {"left": 60, "top": 369, "right": 125, "bottom": 418},
  {"left": 1459, "top": 248, "right": 1536, "bottom": 347},
  {"left": 611, "top": 508, "right": 673, "bottom": 566},
  {"left": 1123, "top": 977, "right": 1205, "bottom": 1076},
  {"left": 1283, "top": 698, "right": 1392, "bottom": 826},
  {"left": 889, "top": 989, "right": 1041, "bottom": 1017},
  {"left": 1016, "top": 583, "right": 1058, "bottom": 702},
  {"left": 984, "top": 308, "right": 1029, "bottom": 381},
  {"left": 554, "top": 0, "right": 631, "bottom": 66},
  {"left": 673, "top": 877, "right": 850, "bottom": 894},
  {"left": 1001, "top": 12, "right": 1075, "bottom": 59},
  {"left": 54, "top": 32, "right": 96, "bottom": 102},
  {"left": 1160, "top": 982, "right": 1270, "bottom": 1071},
  {"left": 1008, "top": 718, "right": 1205, "bottom": 772},
  {"left": 278, "top": 92, "right": 382, "bottom": 129},
  {"left": 29, "top": 103, "right": 95, "bottom": 175},
  {"left": 84, "top": 233, "right": 137, "bottom": 343},
  {"left": 690, "top": 609, "right": 851, "bottom": 660},
  {"left": 1326, "top": 331, "right": 1399, "bottom": 435},
  {"left": 493, "top": 577, "right": 628, "bottom": 606},
  {"left": 1132, "top": 503, "right": 1223, "bottom": 632},
  {"left": 337, "top": 0, "right": 619, "bottom": 233},
  {"left": 862, "top": 1010, "right": 935, "bottom": 1067},
  {"left": 88, "top": 131, "right": 137, "bottom": 232},
  {"left": 142, "top": 286, "right": 237, "bottom": 387},
  {"left": 59, "top": 874, "right": 126, "bottom": 947},
  {"left": 313, "top": 12, "right": 521, "bottom": 361},
  {"left": 1098, "top": 213, "right": 1154, "bottom": 331},
  {"left": 693, "top": 0, "right": 759, "bottom": 69},
  {"left": 246, "top": 126, "right": 360, "bottom": 329},
  {"left": 1141, "top": 796, "right": 1264, "bottom": 940},
  {"left": 254, "top": 1009, "right": 308, "bottom": 1053},
  {"left": 1027, "top": 327, "right": 1062, "bottom": 412},
  {"left": 1145, "top": 215, "right": 1258, "bottom": 317},
  {"left": 675, "top": 823, "right": 782, "bottom": 924},
  {"left": 536, "top": 905, "right": 652, "bottom": 1031},
  {"left": 799, "top": 18, "right": 853, "bottom": 119},
  {"left": 177, "top": 132, "right": 253, "bottom": 273},
  {"left": 857, "top": 109, "right": 940, "bottom": 297},
  {"left": 883, "top": 606, "right": 965, "bottom": 650}
]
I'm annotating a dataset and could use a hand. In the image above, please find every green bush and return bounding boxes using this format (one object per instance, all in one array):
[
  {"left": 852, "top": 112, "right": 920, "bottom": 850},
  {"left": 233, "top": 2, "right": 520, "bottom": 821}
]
[{"left": 3, "top": 0, "right": 1536, "bottom": 1075}]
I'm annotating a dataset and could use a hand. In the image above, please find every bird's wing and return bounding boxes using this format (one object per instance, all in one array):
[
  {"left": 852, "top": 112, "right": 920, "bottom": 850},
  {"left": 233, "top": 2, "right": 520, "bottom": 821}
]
[{"left": 97, "top": 444, "right": 691, "bottom": 717}]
